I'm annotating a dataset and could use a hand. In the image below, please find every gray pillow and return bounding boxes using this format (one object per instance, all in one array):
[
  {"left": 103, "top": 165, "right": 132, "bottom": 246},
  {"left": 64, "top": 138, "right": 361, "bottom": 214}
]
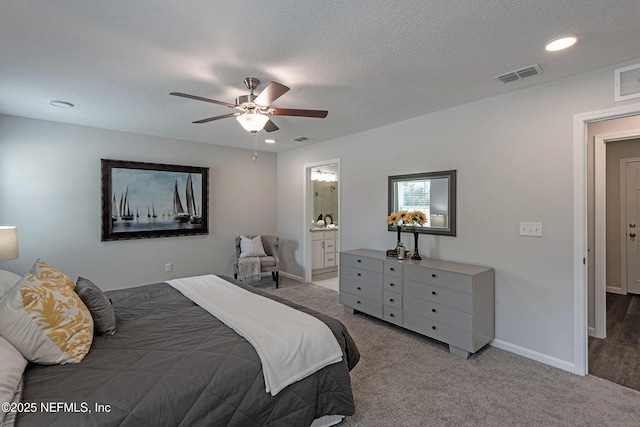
[{"left": 75, "top": 277, "right": 116, "bottom": 336}]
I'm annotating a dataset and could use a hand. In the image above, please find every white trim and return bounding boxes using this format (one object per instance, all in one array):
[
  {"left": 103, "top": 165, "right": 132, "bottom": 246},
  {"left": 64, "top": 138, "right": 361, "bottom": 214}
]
[
  {"left": 593, "top": 133, "right": 607, "bottom": 338},
  {"left": 302, "top": 159, "right": 341, "bottom": 284},
  {"left": 490, "top": 339, "right": 575, "bottom": 373},
  {"left": 573, "top": 102, "right": 640, "bottom": 376}
]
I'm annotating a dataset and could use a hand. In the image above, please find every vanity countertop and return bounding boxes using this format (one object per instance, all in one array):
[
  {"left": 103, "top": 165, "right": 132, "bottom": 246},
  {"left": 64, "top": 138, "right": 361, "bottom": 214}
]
[{"left": 310, "top": 227, "right": 338, "bottom": 231}]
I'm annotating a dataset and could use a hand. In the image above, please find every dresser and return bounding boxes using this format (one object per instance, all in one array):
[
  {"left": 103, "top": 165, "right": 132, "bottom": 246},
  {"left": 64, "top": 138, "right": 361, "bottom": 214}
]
[{"left": 339, "top": 249, "right": 494, "bottom": 359}]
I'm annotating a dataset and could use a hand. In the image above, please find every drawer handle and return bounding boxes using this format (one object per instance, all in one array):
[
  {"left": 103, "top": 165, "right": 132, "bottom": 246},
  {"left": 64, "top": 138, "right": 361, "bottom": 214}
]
[
  {"left": 390, "top": 267, "right": 395, "bottom": 271},
  {"left": 357, "top": 286, "right": 362, "bottom": 290},
  {"left": 432, "top": 273, "right": 438, "bottom": 278},
  {"left": 432, "top": 326, "right": 437, "bottom": 330},
  {"left": 431, "top": 291, "right": 437, "bottom": 296},
  {"left": 390, "top": 313, "right": 395, "bottom": 317},
  {"left": 389, "top": 298, "right": 395, "bottom": 302},
  {"left": 356, "top": 300, "right": 361, "bottom": 304},
  {"left": 357, "top": 273, "right": 362, "bottom": 277},
  {"left": 357, "top": 259, "right": 362, "bottom": 263},
  {"left": 390, "top": 283, "right": 395, "bottom": 287},
  {"left": 432, "top": 308, "right": 437, "bottom": 313}
]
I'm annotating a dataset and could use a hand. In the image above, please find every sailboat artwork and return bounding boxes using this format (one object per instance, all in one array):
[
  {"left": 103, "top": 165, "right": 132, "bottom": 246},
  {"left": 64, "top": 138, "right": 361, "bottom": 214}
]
[{"left": 102, "top": 159, "right": 208, "bottom": 241}]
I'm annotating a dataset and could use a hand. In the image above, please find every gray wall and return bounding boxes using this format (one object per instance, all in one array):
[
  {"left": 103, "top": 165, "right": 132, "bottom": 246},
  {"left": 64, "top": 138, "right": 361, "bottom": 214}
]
[
  {"left": 277, "top": 57, "right": 640, "bottom": 371},
  {"left": 0, "top": 115, "right": 277, "bottom": 289}
]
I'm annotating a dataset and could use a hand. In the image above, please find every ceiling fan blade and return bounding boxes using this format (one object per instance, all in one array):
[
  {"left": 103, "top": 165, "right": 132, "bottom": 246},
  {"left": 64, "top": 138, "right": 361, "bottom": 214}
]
[
  {"left": 263, "top": 119, "right": 279, "bottom": 132},
  {"left": 170, "top": 92, "right": 236, "bottom": 109},
  {"left": 192, "top": 112, "right": 240, "bottom": 124},
  {"left": 269, "top": 108, "right": 328, "bottom": 118},
  {"left": 254, "top": 81, "right": 290, "bottom": 106}
]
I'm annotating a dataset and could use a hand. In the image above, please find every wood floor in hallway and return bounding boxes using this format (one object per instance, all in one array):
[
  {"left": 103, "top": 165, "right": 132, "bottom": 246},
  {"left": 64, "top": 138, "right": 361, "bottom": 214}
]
[{"left": 589, "top": 292, "right": 640, "bottom": 392}]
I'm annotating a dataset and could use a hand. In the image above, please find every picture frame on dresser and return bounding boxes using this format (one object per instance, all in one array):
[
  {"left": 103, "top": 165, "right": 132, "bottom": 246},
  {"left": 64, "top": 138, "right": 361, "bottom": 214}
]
[{"left": 101, "top": 159, "right": 209, "bottom": 241}]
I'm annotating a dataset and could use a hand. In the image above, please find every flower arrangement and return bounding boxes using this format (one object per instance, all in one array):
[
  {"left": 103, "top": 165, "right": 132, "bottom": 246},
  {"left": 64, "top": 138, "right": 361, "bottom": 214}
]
[{"left": 387, "top": 210, "right": 428, "bottom": 229}]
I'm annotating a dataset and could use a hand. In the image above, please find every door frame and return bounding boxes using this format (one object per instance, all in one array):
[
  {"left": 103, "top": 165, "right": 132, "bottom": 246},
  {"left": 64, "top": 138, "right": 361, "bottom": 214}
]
[
  {"left": 302, "top": 159, "right": 341, "bottom": 284},
  {"left": 574, "top": 102, "right": 640, "bottom": 375},
  {"left": 593, "top": 131, "right": 640, "bottom": 339}
]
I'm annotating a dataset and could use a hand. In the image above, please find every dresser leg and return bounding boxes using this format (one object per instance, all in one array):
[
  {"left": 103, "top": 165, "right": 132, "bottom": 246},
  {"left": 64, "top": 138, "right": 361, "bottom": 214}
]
[
  {"left": 449, "top": 345, "right": 470, "bottom": 359},
  {"left": 344, "top": 306, "right": 355, "bottom": 314}
]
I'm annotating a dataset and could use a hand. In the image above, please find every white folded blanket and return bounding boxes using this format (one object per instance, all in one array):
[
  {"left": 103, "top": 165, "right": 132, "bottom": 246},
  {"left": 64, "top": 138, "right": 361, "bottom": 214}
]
[{"left": 167, "top": 274, "right": 343, "bottom": 395}]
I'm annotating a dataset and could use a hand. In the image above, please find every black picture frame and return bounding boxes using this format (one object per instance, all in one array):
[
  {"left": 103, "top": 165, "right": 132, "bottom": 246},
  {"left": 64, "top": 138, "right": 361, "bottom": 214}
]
[{"left": 101, "top": 159, "right": 209, "bottom": 241}]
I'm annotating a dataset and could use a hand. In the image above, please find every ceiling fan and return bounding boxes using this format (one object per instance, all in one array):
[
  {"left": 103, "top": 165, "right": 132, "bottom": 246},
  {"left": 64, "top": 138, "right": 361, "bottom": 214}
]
[{"left": 170, "top": 77, "right": 328, "bottom": 134}]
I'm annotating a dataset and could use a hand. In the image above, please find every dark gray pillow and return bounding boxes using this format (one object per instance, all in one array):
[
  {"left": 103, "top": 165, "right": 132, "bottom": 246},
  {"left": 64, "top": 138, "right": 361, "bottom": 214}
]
[{"left": 75, "top": 277, "right": 116, "bottom": 336}]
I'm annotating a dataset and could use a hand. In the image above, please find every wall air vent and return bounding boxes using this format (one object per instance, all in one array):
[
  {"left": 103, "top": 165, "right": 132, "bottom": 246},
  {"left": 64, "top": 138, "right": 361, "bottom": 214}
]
[
  {"left": 494, "top": 64, "right": 543, "bottom": 84},
  {"left": 292, "top": 136, "right": 309, "bottom": 142},
  {"left": 615, "top": 63, "right": 640, "bottom": 102}
]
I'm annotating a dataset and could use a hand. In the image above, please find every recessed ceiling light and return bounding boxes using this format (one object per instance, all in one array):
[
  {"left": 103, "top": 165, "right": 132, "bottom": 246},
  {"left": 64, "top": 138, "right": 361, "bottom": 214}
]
[
  {"left": 265, "top": 139, "right": 276, "bottom": 144},
  {"left": 545, "top": 36, "right": 578, "bottom": 52},
  {"left": 49, "top": 100, "right": 74, "bottom": 108}
]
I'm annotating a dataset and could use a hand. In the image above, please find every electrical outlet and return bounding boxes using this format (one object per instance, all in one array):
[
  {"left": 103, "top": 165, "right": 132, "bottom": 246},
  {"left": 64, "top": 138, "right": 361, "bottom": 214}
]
[
  {"left": 165, "top": 263, "right": 172, "bottom": 272},
  {"left": 519, "top": 222, "right": 542, "bottom": 237}
]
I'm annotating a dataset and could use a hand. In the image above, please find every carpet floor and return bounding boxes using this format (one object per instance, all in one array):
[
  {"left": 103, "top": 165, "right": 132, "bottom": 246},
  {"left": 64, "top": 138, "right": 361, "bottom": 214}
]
[{"left": 256, "top": 277, "right": 640, "bottom": 426}]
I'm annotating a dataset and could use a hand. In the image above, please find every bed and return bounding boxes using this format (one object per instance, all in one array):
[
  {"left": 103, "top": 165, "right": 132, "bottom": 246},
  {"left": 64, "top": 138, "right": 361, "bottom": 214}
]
[{"left": 2, "top": 271, "right": 360, "bottom": 427}]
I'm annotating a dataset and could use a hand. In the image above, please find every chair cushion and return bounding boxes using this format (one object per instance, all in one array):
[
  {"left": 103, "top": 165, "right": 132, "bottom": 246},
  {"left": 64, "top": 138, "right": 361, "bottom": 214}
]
[{"left": 259, "top": 256, "right": 277, "bottom": 268}]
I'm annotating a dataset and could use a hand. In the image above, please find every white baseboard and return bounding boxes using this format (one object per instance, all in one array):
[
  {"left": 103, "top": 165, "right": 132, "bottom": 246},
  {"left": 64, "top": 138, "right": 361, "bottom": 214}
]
[
  {"left": 491, "top": 339, "right": 576, "bottom": 374},
  {"left": 606, "top": 286, "right": 625, "bottom": 295},
  {"left": 280, "top": 271, "right": 305, "bottom": 282}
]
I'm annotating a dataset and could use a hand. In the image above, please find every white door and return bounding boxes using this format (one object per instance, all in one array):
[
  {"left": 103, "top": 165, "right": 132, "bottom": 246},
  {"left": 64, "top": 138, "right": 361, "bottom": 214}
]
[{"left": 625, "top": 160, "right": 640, "bottom": 293}]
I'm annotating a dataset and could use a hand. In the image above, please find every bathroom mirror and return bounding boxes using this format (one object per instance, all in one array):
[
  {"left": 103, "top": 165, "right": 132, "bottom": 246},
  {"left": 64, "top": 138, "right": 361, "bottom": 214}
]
[
  {"left": 312, "top": 164, "right": 338, "bottom": 226},
  {"left": 388, "top": 170, "right": 456, "bottom": 236}
]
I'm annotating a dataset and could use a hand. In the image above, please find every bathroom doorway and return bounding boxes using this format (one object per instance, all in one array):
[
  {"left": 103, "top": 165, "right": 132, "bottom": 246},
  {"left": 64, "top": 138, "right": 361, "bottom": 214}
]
[{"left": 303, "top": 159, "right": 340, "bottom": 291}]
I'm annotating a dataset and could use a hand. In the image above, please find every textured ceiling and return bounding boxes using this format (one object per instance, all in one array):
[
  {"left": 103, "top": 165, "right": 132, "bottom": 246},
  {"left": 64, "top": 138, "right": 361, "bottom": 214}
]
[{"left": 2, "top": 1, "right": 640, "bottom": 153}]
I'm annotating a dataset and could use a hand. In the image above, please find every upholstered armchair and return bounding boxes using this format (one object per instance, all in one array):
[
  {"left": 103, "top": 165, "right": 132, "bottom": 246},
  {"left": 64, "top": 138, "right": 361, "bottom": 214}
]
[{"left": 233, "top": 235, "right": 280, "bottom": 288}]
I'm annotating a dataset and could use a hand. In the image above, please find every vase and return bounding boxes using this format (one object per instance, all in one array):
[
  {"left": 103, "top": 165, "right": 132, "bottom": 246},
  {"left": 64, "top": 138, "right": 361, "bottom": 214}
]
[
  {"left": 411, "top": 232, "right": 422, "bottom": 260},
  {"left": 396, "top": 225, "right": 402, "bottom": 247}
]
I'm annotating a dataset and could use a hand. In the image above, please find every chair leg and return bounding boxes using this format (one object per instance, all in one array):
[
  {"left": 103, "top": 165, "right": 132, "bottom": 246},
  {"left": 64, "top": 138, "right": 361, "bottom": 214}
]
[{"left": 273, "top": 271, "right": 279, "bottom": 288}]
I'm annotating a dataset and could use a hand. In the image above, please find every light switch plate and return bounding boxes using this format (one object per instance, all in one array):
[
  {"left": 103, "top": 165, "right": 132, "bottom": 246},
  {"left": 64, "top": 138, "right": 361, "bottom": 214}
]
[{"left": 520, "top": 222, "right": 542, "bottom": 237}]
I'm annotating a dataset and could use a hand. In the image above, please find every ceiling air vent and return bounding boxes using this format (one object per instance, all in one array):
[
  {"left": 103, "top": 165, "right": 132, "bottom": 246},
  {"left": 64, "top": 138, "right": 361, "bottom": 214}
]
[
  {"left": 292, "top": 136, "right": 309, "bottom": 142},
  {"left": 495, "top": 64, "right": 543, "bottom": 84},
  {"left": 615, "top": 63, "right": 640, "bottom": 102}
]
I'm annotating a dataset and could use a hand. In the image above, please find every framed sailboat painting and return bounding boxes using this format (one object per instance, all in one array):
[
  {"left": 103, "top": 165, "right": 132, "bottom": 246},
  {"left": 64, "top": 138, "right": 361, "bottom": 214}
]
[{"left": 101, "top": 159, "right": 209, "bottom": 241}]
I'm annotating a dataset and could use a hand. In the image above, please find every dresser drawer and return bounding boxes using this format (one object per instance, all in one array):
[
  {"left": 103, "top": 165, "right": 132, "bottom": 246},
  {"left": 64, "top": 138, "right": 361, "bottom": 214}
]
[
  {"left": 383, "top": 306, "right": 403, "bottom": 326},
  {"left": 383, "top": 275, "right": 403, "bottom": 292},
  {"left": 404, "top": 298, "right": 472, "bottom": 331},
  {"left": 325, "top": 230, "right": 337, "bottom": 239},
  {"left": 383, "top": 261, "right": 403, "bottom": 278},
  {"left": 340, "top": 253, "right": 383, "bottom": 273},
  {"left": 404, "top": 312, "right": 473, "bottom": 352},
  {"left": 341, "top": 266, "right": 383, "bottom": 287},
  {"left": 339, "top": 292, "right": 383, "bottom": 317},
  {"left": 405, "top": 264, "right": 473, "bottom": 293},
  {"left": 342, "top": 279, "right": 383, "bottom": 302},
  {"left": 404, "top": 280, "right": 472, "bottom": 312},
  {"left": 383, "top": 290, "right": 402, "bottom": 309}
]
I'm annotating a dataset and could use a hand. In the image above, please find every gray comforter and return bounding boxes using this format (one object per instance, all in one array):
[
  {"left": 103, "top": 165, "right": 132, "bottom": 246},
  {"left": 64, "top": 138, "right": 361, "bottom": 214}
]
[{"left": 16, "top": 279, "right": 360, "bottom": 426}]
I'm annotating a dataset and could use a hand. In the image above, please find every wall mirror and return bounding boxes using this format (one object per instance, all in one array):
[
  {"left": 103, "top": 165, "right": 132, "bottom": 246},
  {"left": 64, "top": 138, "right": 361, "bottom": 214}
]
[
  {"left": 312, "top": 163, "right": 339, "bottom": 228},
  {"left": 388, "top": 170, "right": 456, "bottom": 236}
]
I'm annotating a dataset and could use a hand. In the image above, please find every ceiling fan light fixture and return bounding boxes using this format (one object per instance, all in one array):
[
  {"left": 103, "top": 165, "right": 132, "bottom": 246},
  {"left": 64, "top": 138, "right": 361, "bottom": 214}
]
[{"left": 236, "top": 111, "right": 269, "bottom": 132}]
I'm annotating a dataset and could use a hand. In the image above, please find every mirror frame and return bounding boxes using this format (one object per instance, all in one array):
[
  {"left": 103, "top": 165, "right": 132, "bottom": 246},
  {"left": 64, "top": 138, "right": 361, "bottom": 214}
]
[{"left": 387, "top": 169, "right": 456, "bottom": 236}]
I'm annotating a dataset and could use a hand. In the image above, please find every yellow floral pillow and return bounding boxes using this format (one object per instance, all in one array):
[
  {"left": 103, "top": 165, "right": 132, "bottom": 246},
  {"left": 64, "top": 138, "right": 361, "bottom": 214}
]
[{"left": 0, "top": 259, "right": 93, "bottom": 364}]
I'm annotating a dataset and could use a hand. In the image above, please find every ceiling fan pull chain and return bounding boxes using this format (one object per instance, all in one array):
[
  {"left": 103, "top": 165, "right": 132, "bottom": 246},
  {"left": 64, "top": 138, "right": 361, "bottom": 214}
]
[{"left": 252, "top": 132, "right": 258, "bottom": 163}]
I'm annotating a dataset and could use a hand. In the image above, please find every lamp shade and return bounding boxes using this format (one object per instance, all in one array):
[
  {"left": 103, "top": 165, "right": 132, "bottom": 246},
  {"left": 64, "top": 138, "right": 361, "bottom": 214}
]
[
  {"left": 236, "top": 112, "right": 269, "bottom": 132},
  {"left": 0, "top": 226, "right": 19, "bottom": 261}
]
